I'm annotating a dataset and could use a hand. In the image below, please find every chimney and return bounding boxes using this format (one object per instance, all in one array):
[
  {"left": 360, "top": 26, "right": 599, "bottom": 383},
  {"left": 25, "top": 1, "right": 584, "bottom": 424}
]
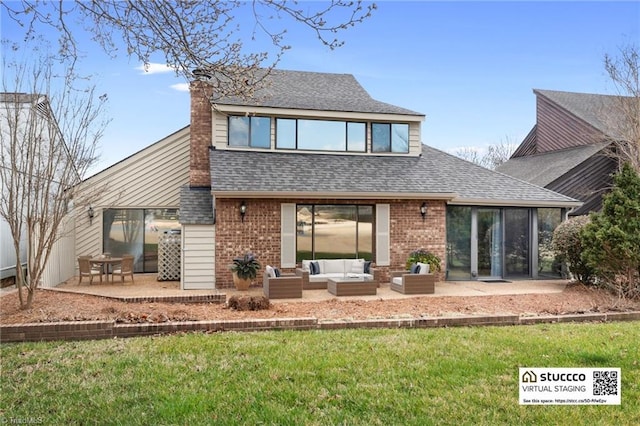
[{"left": 189, "top": 81, "right": 213, "bottom": 187}]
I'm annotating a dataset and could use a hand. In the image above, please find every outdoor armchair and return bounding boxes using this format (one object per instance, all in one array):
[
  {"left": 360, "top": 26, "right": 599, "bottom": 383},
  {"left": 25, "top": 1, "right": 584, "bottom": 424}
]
[
  {"left": 112, "top": 255, "right": 134, "bottom": 283},
  {"left": 263, "top": 265, "right": 302, "bottom": 299},
  {"left": 390, "top": 270, "right": 435, "bottom": 294},
  {"left": 78, "top": 256, "right": 102, "bottom": 284}
]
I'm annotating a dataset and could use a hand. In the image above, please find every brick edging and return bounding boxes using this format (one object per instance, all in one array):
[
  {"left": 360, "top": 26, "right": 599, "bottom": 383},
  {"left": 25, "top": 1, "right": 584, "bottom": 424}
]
[{"left": 2, "top": 312, "right": 640, "bottom": 343}]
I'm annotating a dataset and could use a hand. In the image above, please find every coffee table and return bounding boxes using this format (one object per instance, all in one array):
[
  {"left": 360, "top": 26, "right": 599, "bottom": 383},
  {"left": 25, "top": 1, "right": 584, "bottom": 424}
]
[{"left": 327, "top": 277, "right": 377, "bottom": 296}]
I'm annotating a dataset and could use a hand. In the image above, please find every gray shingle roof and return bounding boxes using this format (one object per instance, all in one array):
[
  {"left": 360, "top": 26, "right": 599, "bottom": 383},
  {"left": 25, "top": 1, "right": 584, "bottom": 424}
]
[
  {"left": 180, "top": 186, "right": 214, "bottom": 225},
  {"left": 214, "top": 69, "right": 424, "bottom": 116},
  {"left": 534, "top": 89, "right": 631, "bottom": 140},
  {"left": 496, "top": 142, "right": 610, "bottom": 187},
  {"left": 209, "top": 146, "right": 579, "bottom": 206}
]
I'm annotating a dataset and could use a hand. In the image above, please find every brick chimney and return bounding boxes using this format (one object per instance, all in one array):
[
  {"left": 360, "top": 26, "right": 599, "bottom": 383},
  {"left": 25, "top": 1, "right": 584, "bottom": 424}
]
[{"left": 189, "top": 81, "right": 213, "bottom": 187}]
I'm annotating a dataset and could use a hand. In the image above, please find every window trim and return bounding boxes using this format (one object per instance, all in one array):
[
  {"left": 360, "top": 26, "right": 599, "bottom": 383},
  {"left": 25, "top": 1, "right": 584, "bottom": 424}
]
[
  {"left": 275, "top": 117, "right": 367, "bottom": 153},
  {"left": 371, "top": 122, "right": 410, "bottom": 153},
  {"left": 228, "top": 115, "right": 271, "bottom": 149}
]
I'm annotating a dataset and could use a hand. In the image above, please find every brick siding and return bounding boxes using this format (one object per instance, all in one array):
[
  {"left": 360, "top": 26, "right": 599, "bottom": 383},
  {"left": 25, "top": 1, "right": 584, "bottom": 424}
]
[
  {"left": 3, "top": 312, "right": 639, "bottom": 343},
  {"left": 189, "top": 82, "right": 213, "bottom": 187},
  {"left": 214, "top": 198, "right": 447, "bottom": 288}
]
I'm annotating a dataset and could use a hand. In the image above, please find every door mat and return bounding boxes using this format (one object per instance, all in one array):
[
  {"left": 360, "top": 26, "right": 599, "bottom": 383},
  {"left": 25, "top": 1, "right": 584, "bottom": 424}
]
[{"left": 479, "top": 279, "right": 512, "bottom": 283}]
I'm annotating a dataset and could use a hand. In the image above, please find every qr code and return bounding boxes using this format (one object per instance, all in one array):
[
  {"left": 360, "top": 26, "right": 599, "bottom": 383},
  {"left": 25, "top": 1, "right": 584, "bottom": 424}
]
[{"left": 593, "top": 370, "right": 618, "bottom": 396}]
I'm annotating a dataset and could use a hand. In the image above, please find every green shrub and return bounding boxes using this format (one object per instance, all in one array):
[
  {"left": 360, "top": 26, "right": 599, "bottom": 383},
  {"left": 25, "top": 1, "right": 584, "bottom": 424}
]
[
  {"left": 405, "top": 248, "right": 442, "bottom": 272},
  {"left": 229, "top": 252, "right": 261, "bottom": 280},
  {"left": 581, "top": 163, "right": 640, "bottom": 299},
  {"left": 551, "top": 216, "right": 594, "bottom": 284}
]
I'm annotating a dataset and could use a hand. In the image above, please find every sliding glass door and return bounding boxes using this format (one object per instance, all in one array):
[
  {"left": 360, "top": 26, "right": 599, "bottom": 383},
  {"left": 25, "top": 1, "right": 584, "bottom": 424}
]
[
  {"left": 446, "top": 206, "right": 563, "bottom": 280},
  {"left": 504, "top": 209, "right": 530, "bottom": 278},
  {"left": 477, "top": 208, "right": 503, "bottom": 279},
  {"left": 103, "top": 208, "right": 179, "bottom": 273}
]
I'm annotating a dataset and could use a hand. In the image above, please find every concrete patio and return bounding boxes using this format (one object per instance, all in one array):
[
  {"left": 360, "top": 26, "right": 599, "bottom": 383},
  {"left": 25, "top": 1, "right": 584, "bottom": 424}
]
[{"left": 49, "top": 273, "right": 570, "bottom": 303}]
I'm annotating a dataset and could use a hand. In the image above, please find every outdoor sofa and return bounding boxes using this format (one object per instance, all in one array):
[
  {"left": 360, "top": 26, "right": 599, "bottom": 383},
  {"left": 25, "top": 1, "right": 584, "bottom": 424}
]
[{"left": 295, "top": 259, "right": 378, "bottom": 290}]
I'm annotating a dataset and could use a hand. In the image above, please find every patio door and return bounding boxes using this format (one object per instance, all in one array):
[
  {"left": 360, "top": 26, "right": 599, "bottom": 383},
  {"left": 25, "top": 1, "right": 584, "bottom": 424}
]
[{"left": 477, "top": 208, "right": 503, "bottom": 279}]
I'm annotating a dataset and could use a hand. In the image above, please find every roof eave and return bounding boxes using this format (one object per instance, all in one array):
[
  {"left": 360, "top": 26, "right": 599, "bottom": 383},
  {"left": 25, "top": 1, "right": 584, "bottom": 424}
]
[
  {"left": 211, "top": 191, "right": 458, "bottom": 200},
  {"left": 448, "top": 198, "right": 582, "bottom": 208},
  {"left": 213, "top": 104, "right": 425, "bottom": 120}
]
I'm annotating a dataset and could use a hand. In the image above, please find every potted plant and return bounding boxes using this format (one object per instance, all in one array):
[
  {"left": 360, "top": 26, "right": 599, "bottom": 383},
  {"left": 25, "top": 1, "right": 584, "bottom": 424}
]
[
  {"left": 405, "top": 248, "right": 441, "bottom": 273},
  {"left": 229, "top": 252, "right": 261, "bottom": 291}
]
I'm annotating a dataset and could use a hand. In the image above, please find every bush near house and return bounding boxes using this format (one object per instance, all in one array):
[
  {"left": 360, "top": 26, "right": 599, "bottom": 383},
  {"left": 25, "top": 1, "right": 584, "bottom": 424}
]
[
  {"left": 405, "top": 248, "right": 442, "bottom": 272},
  {"left": 581, "top": 163, "right": 640, "bottom": 299},
  {"left": 551, "top": 216, "right": 594, "bottom": 284}
]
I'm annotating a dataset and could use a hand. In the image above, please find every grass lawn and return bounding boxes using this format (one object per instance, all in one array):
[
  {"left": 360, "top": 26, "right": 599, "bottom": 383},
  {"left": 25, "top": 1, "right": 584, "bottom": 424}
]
[{"left": 1, "top": 322, "right": 638, "bottom": 425}]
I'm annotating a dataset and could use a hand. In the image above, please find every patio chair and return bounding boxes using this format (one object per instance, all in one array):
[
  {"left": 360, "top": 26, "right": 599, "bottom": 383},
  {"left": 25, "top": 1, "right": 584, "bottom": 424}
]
[
  {"left": 78, "top": 256, "right": 102, "bottom": 284},
  {"left": 263, "top": 265, "right": 302, "bottom": 299},
  {"left": 390, "top": 270, "right": 435, "bottom": 294},
  {"left": 112, "top": 255, "right": 134, "bottom": 283}
]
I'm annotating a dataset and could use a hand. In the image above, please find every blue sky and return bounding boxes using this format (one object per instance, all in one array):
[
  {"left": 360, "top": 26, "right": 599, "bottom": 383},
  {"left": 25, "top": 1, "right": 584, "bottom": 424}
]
[{"left": 2, "top": 1, "right": 639, "bottom": 173}]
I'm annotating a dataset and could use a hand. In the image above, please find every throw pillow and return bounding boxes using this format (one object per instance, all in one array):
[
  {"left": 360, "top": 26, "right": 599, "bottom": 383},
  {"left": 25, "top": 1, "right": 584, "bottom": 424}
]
[
  {"left": 351, "top": 259, "right": 365, "bottom": 274},
  {"left": 417, "top": 262, "right": 430, "bottom": 274},
  {"left": 310, "top": 261, "right": 320, "bottom": 275},
  {"left": 410, "top": 263, "right": 420, "bottom": 274},
  {"left": 265, "top": 265, "right": 275, "bottom": 278},
  {"left": 301, "top": 260, "right": 312, "bottom": 273},
  {"left": 364, "top": 260, "right": 372, "bottom": 274},
  {"left": 274, "top": 267, "right": 281, "bottom": 277}
]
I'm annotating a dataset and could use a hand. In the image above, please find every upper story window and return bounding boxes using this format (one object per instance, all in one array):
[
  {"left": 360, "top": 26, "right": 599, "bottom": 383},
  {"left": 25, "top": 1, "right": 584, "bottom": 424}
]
[
  {"left": 276, "top": 118, "right": 366, "bottom": 152},
  {"left": 372, "top": 123, "right": 409, "bottom": 153},
  {"left": 228, "top": 116, "right": 270, "bottom": 148}
]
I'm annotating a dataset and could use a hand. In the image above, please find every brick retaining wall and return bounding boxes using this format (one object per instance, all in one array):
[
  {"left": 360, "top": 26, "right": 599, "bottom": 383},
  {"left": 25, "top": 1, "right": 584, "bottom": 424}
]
[{"left": 2, "top": 312, "right": 639, "bottom": 343}]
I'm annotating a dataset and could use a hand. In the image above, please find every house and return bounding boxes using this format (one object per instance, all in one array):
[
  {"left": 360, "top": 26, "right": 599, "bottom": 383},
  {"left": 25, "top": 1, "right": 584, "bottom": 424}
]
[
  {"left": 497, "top": 89, "right": 630, "bottom": 216},
  {"left": 0, "top": 93, "right": 75, "bottom": 287},
  {"left": 75, "top": 70, "right": 580, "bottom": 288}
]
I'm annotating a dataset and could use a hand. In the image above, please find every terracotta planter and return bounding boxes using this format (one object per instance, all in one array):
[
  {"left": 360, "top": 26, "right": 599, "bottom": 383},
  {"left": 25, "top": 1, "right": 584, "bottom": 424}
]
[{"left": 232, "top": 272, "right": 251, "bottom": 291}]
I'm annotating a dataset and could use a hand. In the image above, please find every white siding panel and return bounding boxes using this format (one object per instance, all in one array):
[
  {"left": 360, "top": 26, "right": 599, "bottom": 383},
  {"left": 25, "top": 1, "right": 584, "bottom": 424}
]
[
  {"left": 41, "top": 215, "right": 76, "bottom": 287},
  {"left": 281, "top": 203, "right": 296, "bottom": 268},
  {"left": 75, "top": 127, "right": 190, "bottom": 259},
  {"left": 409, "top": 122, "right": 422, "bottom": 154},
  {"left": 181, "top": 224, "right": 215, "bottom": 290},
  {"left": 375, "top": 204, "right": 390, "bottom": 266},
  {"left": 213, "top": 111, "right": 228, "bottom": 150}
]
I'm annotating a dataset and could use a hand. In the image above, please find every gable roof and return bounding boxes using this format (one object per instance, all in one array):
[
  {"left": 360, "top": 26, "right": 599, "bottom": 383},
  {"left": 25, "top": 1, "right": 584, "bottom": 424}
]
[
  {"left": 209, "top": 145, "right": 580, "bottom": 207},
  {"left": 534, "top": 89, "right": 630, "bottom": 141},
  {"left": 496, "top": 142, "right": 610, "bottom": 187},
  {"left": 214, "top": 69, "right": 424, "bottom": 117}
]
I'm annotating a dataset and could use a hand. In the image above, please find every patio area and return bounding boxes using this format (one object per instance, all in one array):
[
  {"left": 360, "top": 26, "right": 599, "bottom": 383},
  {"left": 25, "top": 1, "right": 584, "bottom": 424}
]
[{"left": 51, "top": 273, "right": 569, "bottom": 303}]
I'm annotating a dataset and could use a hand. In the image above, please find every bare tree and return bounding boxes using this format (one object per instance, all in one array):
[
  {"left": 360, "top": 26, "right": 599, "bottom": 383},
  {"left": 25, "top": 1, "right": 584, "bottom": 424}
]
[
  {"left": 454, "top": 146, "right": 481, "bottom": 166},
  {"left": 455, "top": 136, "right": 517, "bottom": 170},
  {"left": 604, "top": 44, "right": 640, "bottom": 172},
  {"left": 0, "top": 48, "right": 108, "bottom": 309},
  {"left": 2, "top": 1, "right": 376, "bottom": 99}
]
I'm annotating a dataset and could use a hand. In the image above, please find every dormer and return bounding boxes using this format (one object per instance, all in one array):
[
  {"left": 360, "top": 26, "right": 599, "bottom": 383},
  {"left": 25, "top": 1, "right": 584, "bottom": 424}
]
[{"left": 189, "top": 70, "right": 425, "bottom": 186}]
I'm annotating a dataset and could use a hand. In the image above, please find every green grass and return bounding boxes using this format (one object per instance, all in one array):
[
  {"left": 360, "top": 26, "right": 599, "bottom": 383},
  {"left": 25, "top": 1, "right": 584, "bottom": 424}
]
[{"left": 2, "top": 322, "right": 639, "bottom": 425}]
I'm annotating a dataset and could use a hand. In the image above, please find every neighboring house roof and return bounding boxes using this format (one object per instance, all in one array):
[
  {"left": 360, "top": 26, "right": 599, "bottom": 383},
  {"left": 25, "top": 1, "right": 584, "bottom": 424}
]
[
  {"left": 180, "top": 186, "right": 214, "bottom": 225},
  {"left": 209, "top": 144, "right": 579, "bottom": 207},
  {"left": 214, "top": 69, "right": 424, "bottom": 117},
  {"left": 496, "top": 142, "right": 610, "bottom": 187},
  {"left": 533, "top": 89, "right": 629, "bottom": 141}
]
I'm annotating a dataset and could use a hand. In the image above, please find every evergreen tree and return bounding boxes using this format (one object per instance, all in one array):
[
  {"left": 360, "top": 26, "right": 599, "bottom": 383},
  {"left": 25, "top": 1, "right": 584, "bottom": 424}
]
[{"left": 581, "top": 163, "right": 640, "bottom": 298}]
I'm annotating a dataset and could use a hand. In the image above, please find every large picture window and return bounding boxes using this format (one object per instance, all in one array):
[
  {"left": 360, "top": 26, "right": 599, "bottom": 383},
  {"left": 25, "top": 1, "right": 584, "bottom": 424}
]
[
  {"left": 372, "top": 123, "right": 409, "bottom": 153},
  {"left": 296, "top": 205, "right": 373, "bottom": 262},
  {"left": 103, "top": 208, "right": 180, "bottom": 273},
  {"left": 276, "top": 118, "right": 366, "bottom": 152},
  {"left": 228, "top": 116, "right": 270, "bottom": 148}
]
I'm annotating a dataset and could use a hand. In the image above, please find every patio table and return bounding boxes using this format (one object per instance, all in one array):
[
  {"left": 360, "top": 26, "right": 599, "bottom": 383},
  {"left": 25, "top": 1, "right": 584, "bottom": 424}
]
[
  {"left": 89, "top": 257, "right": 123, "bottom": 282},
  {"left": 327, "top": 277, "right": 377, "bottom": 296}
]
